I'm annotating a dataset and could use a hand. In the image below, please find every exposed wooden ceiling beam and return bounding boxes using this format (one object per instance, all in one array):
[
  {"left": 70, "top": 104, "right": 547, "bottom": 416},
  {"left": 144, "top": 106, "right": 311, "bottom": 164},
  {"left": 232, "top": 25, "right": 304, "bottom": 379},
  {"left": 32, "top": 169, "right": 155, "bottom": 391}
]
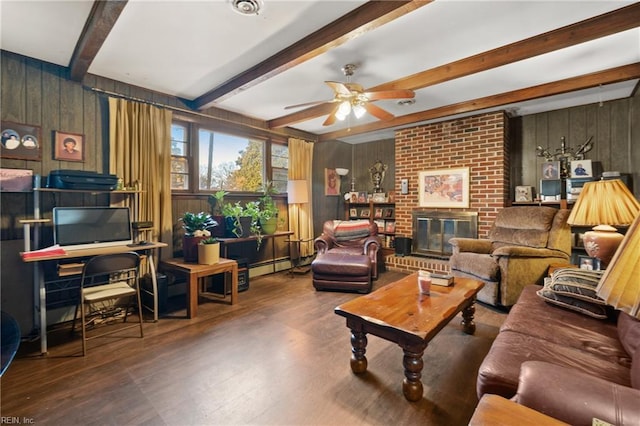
[
  {"left": 192, "top": 0, "right": 432, "bottom": 110},
  {"left": 317, "top": 63, "right": 640, "bottom": 142},
  {"left": 270, "top": 2, "right": 640, "bottom": 129},
  {"left": 69, "top": 0, "right": 128, "bottom": 82}
]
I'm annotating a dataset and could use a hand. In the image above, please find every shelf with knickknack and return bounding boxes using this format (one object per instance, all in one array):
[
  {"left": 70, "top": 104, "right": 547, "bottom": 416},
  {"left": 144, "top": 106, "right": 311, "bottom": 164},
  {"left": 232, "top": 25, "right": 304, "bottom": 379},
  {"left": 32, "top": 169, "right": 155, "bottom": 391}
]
[{"left": 345, "top": 200, "right": 396, "bottom": 253}]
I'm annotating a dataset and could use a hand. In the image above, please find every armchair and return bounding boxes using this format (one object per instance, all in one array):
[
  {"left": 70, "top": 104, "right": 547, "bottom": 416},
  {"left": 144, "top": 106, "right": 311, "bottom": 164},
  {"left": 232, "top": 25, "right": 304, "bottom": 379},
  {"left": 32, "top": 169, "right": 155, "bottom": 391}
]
[
  {"left": 449, "top": 206, "right": 571, "bottom": 307},
  {"left": 311, "top": 220, "right": 381, "bottom": 293}
]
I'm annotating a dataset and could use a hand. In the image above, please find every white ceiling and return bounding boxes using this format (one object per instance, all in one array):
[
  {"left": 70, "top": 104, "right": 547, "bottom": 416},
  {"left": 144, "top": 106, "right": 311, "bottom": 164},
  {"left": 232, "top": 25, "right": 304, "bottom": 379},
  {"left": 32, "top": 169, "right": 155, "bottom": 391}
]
[{"left": 1, "top": 0, "right": 638, "bottom": 144}]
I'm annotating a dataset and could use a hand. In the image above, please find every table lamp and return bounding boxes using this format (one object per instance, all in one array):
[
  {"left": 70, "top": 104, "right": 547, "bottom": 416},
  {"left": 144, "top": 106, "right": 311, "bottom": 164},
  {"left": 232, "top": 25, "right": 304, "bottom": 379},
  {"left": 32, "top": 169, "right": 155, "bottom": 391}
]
[
  {"left": 287, "top": 179, "right": 310, "bottom": 273},
  {"left": 567, "top": 179, "right": 640, "bottom": 268},
  {"left": 596, "top": 211, "right": 640, "bottom": 318}
]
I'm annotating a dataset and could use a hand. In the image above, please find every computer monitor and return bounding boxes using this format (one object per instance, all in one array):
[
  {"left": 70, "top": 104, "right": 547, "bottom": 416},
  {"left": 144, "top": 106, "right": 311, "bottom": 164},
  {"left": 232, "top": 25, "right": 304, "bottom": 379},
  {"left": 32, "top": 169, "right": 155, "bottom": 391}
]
[{"left": 53, "top": 206, "right": 133, "bottom": 250}]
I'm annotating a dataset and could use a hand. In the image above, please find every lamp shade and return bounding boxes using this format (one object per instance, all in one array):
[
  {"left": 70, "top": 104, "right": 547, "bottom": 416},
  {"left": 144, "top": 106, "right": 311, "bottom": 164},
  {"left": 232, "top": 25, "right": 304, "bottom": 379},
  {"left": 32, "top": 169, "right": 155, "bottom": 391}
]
[
  {"left": 566, "top": 179, "right": 640, "bottom": 267},
  {"left": 596, "top": 212, "right": 640, "bottom": 318},
  {"left": 335, "top": 168, "right": 349, "bottom": 177},
  {"left": 287, "top": 180, "right": 309, "bottom": 204},
  {"left": 567, "top": 179, "right": 640, "bottom": 227}
]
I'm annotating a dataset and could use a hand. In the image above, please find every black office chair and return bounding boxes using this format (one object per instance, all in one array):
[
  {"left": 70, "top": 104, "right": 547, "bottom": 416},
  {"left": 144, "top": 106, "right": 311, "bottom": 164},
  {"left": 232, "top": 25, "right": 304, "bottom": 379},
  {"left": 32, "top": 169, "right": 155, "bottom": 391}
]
[{"left": 71, "top": 252, "right": 144, "bottom": 356}]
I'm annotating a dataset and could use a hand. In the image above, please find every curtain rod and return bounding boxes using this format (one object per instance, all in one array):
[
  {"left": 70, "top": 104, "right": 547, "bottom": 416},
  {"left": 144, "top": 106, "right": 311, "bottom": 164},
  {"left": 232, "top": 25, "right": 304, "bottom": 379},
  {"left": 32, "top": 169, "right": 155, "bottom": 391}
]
[{"left": 85, "top": 86, "right": 317, "bottom": 142}]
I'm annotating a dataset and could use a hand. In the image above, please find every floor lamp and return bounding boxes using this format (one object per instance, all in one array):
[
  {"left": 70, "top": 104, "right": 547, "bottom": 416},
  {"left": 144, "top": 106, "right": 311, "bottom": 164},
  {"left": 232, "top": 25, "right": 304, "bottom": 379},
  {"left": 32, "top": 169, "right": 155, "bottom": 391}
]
[{"left": 287, "top": 179, "right": 310, "bottom": 274}]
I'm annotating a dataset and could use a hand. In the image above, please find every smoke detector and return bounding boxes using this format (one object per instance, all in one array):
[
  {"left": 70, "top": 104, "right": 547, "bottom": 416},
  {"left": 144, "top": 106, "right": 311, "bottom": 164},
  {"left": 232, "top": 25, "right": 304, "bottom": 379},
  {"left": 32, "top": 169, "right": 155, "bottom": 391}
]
[{"left": 231, "top": 0, "right": 264, "bottom": 16}]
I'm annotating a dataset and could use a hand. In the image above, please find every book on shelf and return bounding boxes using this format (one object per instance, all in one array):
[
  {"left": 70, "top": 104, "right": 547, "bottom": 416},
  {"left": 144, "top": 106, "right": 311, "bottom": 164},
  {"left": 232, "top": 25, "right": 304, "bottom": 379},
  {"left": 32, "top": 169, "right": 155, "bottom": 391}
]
[{"left": 430, "top": 273, "right": 454, "bottom": 286}]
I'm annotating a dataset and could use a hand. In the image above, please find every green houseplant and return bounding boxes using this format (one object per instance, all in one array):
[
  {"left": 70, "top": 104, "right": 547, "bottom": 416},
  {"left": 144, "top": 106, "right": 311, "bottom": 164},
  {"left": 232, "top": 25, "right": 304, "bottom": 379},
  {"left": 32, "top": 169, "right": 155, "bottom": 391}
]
[
  {"left": 222, "top": 202, "right": 251, "bottom": 238},
  {"left": 197, "top": 236, "right": 220, "bottom": 265},
  {"left": 207, "top": 190, "right": 229, "bottom": 237},
  {"left": 180, "top": 211, "right": 218, "bottom": 262}
]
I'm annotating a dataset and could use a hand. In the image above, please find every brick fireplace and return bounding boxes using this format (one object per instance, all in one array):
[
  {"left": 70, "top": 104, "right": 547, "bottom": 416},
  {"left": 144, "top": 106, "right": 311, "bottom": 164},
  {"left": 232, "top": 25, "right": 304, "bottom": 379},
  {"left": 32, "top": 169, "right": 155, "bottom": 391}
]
[{"left": 386, "top": 111, "right": 510, "bottom": 274}]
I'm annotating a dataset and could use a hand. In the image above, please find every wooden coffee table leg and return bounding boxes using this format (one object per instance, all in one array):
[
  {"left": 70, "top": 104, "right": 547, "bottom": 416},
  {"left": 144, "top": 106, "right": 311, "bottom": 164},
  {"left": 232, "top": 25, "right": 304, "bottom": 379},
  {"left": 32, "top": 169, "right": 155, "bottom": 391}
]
[
  {"left": 402, "top": 347, "right": 425, "bottom": 401},
  {"left": 461, "top": 300, "right": 476, "bottom": 334},
  {"left": 350, "top": 330, "right": 368, "bottom": 374}
]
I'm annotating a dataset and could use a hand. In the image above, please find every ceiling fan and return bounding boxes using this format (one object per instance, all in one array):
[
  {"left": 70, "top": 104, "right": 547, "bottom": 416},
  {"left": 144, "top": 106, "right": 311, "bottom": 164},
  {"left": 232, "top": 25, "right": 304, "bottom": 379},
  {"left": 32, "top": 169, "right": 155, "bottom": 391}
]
[{"left": 284, "top": 64, "right": 415, "bottom": 126}]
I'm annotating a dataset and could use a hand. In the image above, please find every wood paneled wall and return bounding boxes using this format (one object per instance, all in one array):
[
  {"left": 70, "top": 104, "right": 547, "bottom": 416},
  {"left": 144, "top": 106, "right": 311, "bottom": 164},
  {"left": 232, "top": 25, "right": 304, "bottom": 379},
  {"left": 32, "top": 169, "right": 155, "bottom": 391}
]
[{"left": 512, "top": 94, "right": 640, "bottom": 199}]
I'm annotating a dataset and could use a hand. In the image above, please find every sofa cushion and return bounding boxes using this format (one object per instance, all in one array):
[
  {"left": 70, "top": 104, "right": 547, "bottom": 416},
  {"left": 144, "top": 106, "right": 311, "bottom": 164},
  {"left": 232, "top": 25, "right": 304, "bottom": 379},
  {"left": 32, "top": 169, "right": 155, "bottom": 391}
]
[
  {"left": 546, "top": 268, "right": 605, "bottom": 304},
  {"left": 504, "top": 286, "right": 627, "bottom": 362},
  {"left": 537, "top": 269, "right": 610, "bottom": 319},
  {"left": 332, "top": 220, "right": 371, "bottom": 241},
  {"left": 537, "top": 288, "right": 609, "bottom": 319},
  {"left": 477, "top": 329, "right": 633, "bottom": 399}
]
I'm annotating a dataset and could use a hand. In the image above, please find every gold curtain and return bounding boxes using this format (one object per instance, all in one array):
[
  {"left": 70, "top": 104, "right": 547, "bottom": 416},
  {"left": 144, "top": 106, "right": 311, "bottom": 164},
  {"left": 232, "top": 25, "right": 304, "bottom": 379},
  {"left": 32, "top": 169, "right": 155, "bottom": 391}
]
[
  {"left": 288, "top": 137, "right": 314, "bottom": 257},
  {"left": 108, "top": 97, "right": 173, "bottom": 260}
]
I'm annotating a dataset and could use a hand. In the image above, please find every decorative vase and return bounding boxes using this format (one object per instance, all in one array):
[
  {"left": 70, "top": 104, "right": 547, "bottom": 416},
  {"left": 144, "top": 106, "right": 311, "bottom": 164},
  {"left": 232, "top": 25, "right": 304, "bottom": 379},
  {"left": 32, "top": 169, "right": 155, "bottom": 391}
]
[
  {"left": 183, "top": 236, "right": 205, "bottom": 262},
  {"left": 260, "top": 217, "right": 278, "bottom": 234},
  {"left": 198, "top": 242, "right": 220, "bottom": 265}
]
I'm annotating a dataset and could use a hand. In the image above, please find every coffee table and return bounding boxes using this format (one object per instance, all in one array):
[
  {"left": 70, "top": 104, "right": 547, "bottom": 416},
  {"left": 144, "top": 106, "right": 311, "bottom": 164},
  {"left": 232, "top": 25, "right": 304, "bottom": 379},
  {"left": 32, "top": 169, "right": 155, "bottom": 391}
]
[{"left": 334, "top": 273, "right": 484, "bottom": 401}]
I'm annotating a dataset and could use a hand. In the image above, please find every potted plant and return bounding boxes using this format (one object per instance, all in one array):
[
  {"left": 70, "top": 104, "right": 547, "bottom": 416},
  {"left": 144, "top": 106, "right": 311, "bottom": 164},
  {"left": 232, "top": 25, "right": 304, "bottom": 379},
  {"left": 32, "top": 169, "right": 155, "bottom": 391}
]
[
  {"left": 207, "top": 190, "right": 228, "bottom": 237},
  {"left": 258, "top": 182, "right": 279, "bottom": 235},
  {"left": 222, "top": 201, "right": 251, "bottom": 238},
  {"left": 180, "top": 211, "right": 218, "bottom": 262},
  {"left": 197, "top": 236, "right": 220, "bottom": 265}
]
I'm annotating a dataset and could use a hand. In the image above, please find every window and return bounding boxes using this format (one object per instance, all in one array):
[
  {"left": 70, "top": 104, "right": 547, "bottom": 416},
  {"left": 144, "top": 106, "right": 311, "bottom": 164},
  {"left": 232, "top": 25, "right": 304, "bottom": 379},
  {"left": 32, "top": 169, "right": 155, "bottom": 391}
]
[
  {"left": 271, "top": 143, "right": 289, "bottom": 193},
  {"left": 170, "top": 122, "right": 189, "bottom": 190},
  {"left": 171, "top": 120, "right": 288, "bottom": 193},
  {"left": 198, "top": 129, "right": 264, "bottom": 192}
]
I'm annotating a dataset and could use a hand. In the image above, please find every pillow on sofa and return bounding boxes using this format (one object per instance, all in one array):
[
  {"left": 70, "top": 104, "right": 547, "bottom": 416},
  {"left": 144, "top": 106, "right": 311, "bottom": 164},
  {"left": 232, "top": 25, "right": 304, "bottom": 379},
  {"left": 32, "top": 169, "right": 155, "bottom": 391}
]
[
  {"left": 547, "top": 268, "right": 606, "bottom": 304},
  {"left": 536, "top": 269, "right": 609, "bottom": 319}
]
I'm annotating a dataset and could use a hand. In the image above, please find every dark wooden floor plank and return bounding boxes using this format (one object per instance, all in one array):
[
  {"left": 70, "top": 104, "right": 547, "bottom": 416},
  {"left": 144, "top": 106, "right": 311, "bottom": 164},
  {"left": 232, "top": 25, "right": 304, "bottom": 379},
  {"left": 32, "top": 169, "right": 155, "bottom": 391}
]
[{"left": 1, "top": 270, "right": 506, "bottom": 425}]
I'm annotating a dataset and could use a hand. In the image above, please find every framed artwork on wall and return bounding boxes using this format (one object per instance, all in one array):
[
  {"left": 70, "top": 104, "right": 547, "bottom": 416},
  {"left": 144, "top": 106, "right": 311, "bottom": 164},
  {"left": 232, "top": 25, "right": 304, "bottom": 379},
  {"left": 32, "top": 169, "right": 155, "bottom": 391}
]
[
  {"left": 418, "top": 167, "right": 470, "bottom": 208},
  {"left": 1, "top": 121, "right": 42, "bottom": 161},
  {"left": 325, "top": 168, "right": 340, "bottom": 196},
  {"left": 54, "top": 131, "right": 85, "bottom": 162}
]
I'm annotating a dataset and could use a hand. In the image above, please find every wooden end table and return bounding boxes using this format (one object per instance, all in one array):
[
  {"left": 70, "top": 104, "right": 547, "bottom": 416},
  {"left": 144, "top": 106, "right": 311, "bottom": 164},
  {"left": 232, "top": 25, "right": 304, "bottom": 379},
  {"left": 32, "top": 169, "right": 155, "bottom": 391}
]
[
  {"left": 334, "top": 274, "right": 484, "bottom": 402},
  {"left": 469, "top": 394, "right": 569, "bottom": 425},
  {"left": 159, "top": 257, "right": 238, "bottom": 319}
]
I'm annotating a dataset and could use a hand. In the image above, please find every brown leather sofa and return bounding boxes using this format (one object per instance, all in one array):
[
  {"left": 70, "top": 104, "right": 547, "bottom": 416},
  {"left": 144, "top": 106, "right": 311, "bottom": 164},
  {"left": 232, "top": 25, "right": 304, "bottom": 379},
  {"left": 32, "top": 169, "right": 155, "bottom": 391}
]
[
  {"left": 449, "top": 206, "right": 571, "bottom": 307},
  {"left": 311, "top": 220, "right": 381, "bottom": 292},
  {"left": 477, "top": 284, "right": 640, "bottom": 425}
]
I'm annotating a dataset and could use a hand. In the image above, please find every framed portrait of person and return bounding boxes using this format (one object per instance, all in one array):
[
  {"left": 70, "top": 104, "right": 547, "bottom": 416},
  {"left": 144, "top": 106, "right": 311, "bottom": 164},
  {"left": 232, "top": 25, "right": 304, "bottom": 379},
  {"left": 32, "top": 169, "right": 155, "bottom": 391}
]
[
  {"left": 541, "top": 161, "right": 560, "bottom": 180},
  {"left": 324, "top": 168, "right": 340, "bottom": 196},
  {"left": 54, "top": 130, "right": 85, "bottom": 162},
  {"left": 1, "top": 121, "right": 42, "bottom": 161},
  {"left": 570, "top": 160, "right": 592, "bottom": 178}
]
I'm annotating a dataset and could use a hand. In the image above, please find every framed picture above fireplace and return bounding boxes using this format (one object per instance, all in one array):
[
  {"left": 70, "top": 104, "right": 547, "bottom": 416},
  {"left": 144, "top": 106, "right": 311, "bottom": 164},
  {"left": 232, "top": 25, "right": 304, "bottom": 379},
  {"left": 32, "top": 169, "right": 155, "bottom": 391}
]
[{"left": 418, "top": 167, "right": 470, "bottom": 208}]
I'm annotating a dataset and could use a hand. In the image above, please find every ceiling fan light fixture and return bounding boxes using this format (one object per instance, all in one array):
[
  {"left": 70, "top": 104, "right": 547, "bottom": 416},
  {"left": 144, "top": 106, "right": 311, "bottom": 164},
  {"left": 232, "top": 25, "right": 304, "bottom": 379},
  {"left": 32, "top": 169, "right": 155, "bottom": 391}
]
[
  {"left": 353, "top": 103, "right": 366, "bottom": 119},
  {"left": 336, "top": 101, "right": 351, "bottom": 120},
  {"left": 230, "top": 0, "right": 263, "bottom": 16}
]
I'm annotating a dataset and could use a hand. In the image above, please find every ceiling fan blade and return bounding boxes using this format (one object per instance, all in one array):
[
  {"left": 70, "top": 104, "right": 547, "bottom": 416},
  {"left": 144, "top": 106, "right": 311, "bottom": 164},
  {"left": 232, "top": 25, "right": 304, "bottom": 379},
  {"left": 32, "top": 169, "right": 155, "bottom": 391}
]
[
  {"left": 364, "top": 102, "right": 395, "bottom": 121},
  {"left": 284, "top": 99, "right": 332, "bottom": 110},
  {"left": 323, "top": 104, "right": 340, "bottom": 126},
  {"left": 364, "top": 89, "right": 415, "bottom": 101},
  {"left": 325, "top": 81, "right": 352, "bottom": 97}
]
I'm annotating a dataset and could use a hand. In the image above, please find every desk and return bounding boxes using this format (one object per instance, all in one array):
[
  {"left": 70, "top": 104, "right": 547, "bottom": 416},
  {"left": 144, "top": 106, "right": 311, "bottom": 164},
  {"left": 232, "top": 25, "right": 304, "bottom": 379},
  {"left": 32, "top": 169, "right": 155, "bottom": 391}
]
[
  {"left": 21, "top": 242, "right": 167, "bottom": 354},
  {"left": 159, "top": 257, "right": 238, "bottom": 319},
  {"left": 218, "top": 231, "right": 293, "bottom": 273}
]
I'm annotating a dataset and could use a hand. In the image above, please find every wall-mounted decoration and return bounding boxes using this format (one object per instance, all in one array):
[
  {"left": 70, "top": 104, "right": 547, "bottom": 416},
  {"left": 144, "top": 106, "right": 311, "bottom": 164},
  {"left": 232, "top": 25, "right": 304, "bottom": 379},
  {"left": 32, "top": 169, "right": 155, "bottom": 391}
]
[
  {"left": 369, "top": 160, "right": 388, "bottom": 193},
  {"left": 570, "top": 159, "right": 593, "bottom": 178},
  {"left": 418, "top": 167, "right": 470, "bottom": 208},
  {"left": 0, "top": 168, "right": 33, "bottom": 192},
  {"left": 1, "top": 121, "right": 42, "bottom": 161},
  {"left": 54, "top": 130, "right": 84, "bottom": 162},
  {"left": 541, "top": 161, "right": 560, "bottom": 180},
  {"left": 325, "top": 168, "right": 340, "bottom": 196},
  {"left": 515, "top": 185, "right": 533, "bottom": 202}
]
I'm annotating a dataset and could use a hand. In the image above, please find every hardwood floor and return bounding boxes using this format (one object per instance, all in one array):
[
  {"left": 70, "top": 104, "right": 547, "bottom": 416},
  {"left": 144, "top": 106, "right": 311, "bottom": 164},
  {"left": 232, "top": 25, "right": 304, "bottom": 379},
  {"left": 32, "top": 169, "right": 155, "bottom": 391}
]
[{"left": 1, "top": 270, "right": 506, "bottom": 425}]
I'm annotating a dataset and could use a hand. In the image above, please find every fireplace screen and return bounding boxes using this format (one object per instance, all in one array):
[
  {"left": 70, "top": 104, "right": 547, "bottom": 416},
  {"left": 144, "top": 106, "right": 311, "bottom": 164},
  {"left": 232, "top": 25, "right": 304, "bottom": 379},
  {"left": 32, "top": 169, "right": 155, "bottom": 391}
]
[{"left": 412, "top": 211, "right": 478, "bottom": 258}]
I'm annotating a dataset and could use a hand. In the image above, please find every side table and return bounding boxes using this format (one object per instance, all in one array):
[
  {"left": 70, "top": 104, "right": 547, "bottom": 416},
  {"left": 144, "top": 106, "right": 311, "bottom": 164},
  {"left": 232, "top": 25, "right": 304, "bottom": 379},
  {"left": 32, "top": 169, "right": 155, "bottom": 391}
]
[
  {"left": 469, "top": 394, "right": 569, "bottom": 425},
  {"left": 159, "top": 258, "right": 238, "bottom": 319}
]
